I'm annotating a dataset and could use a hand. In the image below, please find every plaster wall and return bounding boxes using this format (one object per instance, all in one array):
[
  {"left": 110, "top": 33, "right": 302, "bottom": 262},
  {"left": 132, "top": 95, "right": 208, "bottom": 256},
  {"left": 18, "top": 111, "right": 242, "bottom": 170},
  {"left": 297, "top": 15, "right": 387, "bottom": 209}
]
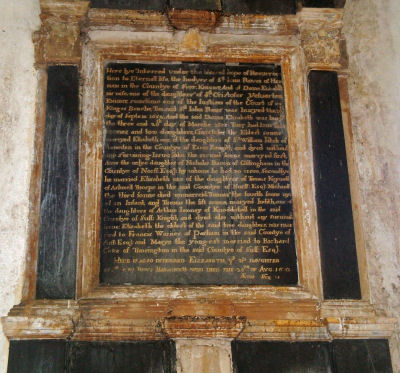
[
  {"left": 0, "top": 1, "right": 40, "bottom": 372},
  {"left": 343, "top": 1, "right": 400, "bottom": 371}
]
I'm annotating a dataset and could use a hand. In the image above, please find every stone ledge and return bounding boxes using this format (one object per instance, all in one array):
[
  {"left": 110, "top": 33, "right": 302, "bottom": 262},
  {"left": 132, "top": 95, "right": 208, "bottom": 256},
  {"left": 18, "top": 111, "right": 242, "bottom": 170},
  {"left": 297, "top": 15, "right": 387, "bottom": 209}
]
[
  {"left": 326, "top": 317, "right": 397, "bottom": 339},
  {"left": 2, "top": 300, "right": 395, "bottom": 341}
]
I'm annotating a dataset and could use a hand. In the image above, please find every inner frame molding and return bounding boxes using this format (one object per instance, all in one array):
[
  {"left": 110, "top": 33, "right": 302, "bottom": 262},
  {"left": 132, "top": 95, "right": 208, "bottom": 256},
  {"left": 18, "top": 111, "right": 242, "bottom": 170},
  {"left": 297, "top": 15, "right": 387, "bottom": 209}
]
[
  {"left": 78, "top": 34, "right": 319, "bottom": 299},
  {"left": 2, "top": 1, "right": 395, "bottom": 342}
]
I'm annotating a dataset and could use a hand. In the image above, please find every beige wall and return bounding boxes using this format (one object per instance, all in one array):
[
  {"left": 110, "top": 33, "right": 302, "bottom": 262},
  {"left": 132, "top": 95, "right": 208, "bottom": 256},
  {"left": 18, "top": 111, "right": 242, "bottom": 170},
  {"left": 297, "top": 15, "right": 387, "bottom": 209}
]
[
  {"left": 0, "top": 1, "right": 40, "bottom": 372},
  {"left": 0, "top": 0, "right": 399, "bottom": 372},
  {"left": 343, "top": 1, "right": 400, "bottom": 370}
]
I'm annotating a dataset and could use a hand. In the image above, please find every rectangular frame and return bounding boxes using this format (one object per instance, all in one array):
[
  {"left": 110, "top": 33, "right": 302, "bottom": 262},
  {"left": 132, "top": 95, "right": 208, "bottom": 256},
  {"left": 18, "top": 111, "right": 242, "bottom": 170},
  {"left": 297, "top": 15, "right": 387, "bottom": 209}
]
[{"left": 77, "top": 31, "right": 323, "bottom": 306}]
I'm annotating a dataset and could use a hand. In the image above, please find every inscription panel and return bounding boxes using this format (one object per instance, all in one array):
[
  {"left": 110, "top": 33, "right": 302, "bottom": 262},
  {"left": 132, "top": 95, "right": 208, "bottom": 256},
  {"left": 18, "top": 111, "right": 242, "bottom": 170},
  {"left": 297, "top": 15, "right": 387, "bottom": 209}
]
[{"left": 100, "top": 62, "right": 298, "bottom": 285}]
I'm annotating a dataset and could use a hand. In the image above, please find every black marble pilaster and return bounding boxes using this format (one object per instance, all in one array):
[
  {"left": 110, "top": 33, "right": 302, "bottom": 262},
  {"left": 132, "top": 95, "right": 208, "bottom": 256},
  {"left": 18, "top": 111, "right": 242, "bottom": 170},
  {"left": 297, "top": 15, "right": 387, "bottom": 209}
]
[
  {"left": 302, "top": 0, "right": 335, "bottom": 7},
  {"left": 302, "top": 0, "right": 345, "bottom": 7},
  {"left": 36, "top": 66, "right": 79, "bottom": 299},
  {"left": 232, "top": 341, "right": 394, "bottom": 373},
  {"left": 91, "top": 0, "right": 166, "bottom": 10},
  {"left": 222, "top": 0, "right": 297, "bottom": 14},
  {"left": 68, "top": 341, "right": 176, "bottom": 373},
  {"left": 90, "top": 0, "right": 345, "bottom": 12},
  {"left": 334, "top": 0, "right": 346, "bottom": 7},
  {"left": 169, "top": 0, "right": 220, "bottom": 10},
  {"left": 309, "top": 70, "right": 361, "bottom": 300},
  {"left": 7, "top": 340, "right": 66, "bottom": 373},
  {"left": 232, "top": 341, "right": 333, "bottom": 373},
  {"left": 90, "top": 0, "right": 346, "bottom": 12},
  {"left": 333, "top": 340, "right": 393, "bottom": 373}
]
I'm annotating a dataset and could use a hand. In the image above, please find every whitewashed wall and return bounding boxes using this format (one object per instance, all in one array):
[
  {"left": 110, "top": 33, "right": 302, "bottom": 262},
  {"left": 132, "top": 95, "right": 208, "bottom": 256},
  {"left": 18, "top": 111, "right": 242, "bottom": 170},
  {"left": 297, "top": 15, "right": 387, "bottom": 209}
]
[
  {"left": 0, "top": 0, "right": 399, "bottom": 372},
  {"left": 343, "top": 1, "right": 400, "bottom": 371},
  {"left": 0, "top": 1, "right": 40, "bottom": 372}
]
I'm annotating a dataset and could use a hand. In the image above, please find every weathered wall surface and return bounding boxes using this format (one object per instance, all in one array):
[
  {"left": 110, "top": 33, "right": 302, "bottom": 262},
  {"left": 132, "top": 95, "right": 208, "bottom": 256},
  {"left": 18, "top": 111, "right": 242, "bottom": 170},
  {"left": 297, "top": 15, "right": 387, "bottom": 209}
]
[
  {"left": 0, "top": 1, "right": 40, "bottom": 372},
  {"left": 176, "top": 339, "right": 232, "bottom": 373},
  {"left": 343, "top": 1, "right": 400, "bottom": 371}
]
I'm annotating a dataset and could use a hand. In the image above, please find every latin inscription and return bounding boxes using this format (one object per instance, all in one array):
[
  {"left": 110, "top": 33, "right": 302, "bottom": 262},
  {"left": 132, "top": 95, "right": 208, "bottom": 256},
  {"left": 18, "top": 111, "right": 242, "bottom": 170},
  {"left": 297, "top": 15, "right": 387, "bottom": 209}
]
[{"left": 100, "top": 62, "right": 298, "bottom": 285}]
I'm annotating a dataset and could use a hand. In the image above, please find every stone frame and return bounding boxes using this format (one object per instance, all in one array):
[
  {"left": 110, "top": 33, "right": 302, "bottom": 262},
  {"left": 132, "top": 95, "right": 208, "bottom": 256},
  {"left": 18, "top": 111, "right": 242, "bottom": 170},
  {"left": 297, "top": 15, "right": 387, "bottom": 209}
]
[{"left": 2, "top": 1, "right": 395, "bottom": 343}]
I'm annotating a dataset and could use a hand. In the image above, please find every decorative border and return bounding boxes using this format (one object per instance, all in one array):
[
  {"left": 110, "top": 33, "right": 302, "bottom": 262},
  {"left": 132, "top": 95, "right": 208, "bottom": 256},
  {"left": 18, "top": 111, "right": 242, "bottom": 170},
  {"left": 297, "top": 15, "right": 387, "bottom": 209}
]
[{"left": 77, "top": 31, "right": 321, "bottom": 300}]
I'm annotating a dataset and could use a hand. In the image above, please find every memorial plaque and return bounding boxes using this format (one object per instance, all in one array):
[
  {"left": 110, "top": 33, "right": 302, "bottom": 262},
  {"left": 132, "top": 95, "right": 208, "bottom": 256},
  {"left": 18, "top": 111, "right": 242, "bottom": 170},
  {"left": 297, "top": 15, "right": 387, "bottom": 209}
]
[{"left": 100, "top": 62, "right": 298, "bottom": 285}]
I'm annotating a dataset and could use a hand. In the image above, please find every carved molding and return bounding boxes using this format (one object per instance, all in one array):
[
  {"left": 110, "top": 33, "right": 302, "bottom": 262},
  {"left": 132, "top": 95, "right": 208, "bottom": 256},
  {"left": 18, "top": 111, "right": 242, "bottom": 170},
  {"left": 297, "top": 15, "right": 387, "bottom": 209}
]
[
  {"left": 326, "top": 317, "right": 397, "bottom": 339},
  {"left": 298, "top": 8, "right": 344, "bottom": 69},
  {"left": 86, "top": 8, "right": 172, "bottom": 32},
  {"left": 35, "top": 0, "right": 90, "bottom": 65},
  {"left": 2, "top": 300, "right": 395, "bottom": 341},
  {"left": 178, "top": 28, "right": 207, "bottom": 52},
  {"left": 162, "top": 316, "right": 246, "bottom": 339},
  {"left": 2, "top": 301, "right": 78, "bottom": 339},
  {"left": 35, "top": 1, "right": 347, "bottom": 70},
  {"left": 40, "top": 0, "right": 90, "bottom": 18},
  {"left": 167, "top": 9, "right": 221, "bottom": 31}
]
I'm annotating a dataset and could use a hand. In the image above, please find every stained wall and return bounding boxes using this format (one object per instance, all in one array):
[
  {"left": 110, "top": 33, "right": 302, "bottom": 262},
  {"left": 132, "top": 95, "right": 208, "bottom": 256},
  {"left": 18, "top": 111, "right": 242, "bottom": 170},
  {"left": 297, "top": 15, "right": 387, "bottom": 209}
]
[
  {"left": 343, "top": 1, "right": 400, "bottom": 371},
  {"left": 0, "top": 0, "right": 399, "bottom": 372},
  {"left": 0, "top": 1, "right": 40, "bottom": 372}
]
